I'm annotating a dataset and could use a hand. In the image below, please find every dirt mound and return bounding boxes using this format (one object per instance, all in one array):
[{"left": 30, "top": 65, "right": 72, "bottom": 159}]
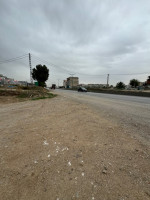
[
  {"left": 0, "top": 90, "right": 21, "bottom": 96},
  {"left": 0, "top": 87, "right": 55, "bottom": 104}
]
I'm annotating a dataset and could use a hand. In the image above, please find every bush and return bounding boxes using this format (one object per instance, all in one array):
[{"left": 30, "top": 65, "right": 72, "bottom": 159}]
[
  {"left": 129, "top": 79, "right": 140, "bottom": 87},
  {"left": 116, "top": 82, "right": 126, "bottom": 89}
]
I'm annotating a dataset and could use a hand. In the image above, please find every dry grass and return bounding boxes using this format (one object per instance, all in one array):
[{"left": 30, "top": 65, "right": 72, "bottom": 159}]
[{"left": 0, "top": 86, "right": 56, "bottom": 103}]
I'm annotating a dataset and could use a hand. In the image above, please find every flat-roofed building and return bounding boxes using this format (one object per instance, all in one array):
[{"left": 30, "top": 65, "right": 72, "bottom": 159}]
[
  {"left": 87, "top": 84, "right": 107, "bottom": 88},
  {"left": 66, "top": 77, "right": 79, "bottom": 88}
]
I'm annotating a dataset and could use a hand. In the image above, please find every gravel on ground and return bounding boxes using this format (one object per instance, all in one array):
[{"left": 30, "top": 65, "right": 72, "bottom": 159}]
[{"left": 0, "top": 94, "right": 150, "bottom": 200}]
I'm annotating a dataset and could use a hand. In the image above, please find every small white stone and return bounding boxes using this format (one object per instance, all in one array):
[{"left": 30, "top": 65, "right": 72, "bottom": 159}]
[
  {"left": 48, "top": 154, "right": 50, "bottom": 158},
  {"left": 56, "top": 146, "right": 60, "bottom": 151},
  {"left": 81, "top": 172, "right": 84, "bottom": 176},
  {"left": 68, "top": 161, "right": 71, "bottom": 166},
  {"left": 43, "top": 140, "right": 49, "bottom": 145}
]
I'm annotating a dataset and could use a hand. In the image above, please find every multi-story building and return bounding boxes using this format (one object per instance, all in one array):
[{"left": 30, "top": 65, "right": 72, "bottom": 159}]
[{"left": 66, "top": 77, "right": 79, "bottom": 88}]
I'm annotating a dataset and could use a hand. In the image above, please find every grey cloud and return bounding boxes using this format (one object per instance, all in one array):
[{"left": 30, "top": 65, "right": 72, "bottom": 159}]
[{"left": 0, "top": 0, "right": 150, "bottom": 85}]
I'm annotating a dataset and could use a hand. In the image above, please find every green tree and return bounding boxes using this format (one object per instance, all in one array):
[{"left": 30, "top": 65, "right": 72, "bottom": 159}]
[
  {"left": 116, "top": 82, "right": 126, "bottom": 89},
  {"left": 146, "top": 76, "right": 150, "bottom": 84},
  {"left": 129, "top": 79, "right": 140, "bottom": 87},
  {"left": 32, "top": 65, "right": 49, "bottom": 87}
]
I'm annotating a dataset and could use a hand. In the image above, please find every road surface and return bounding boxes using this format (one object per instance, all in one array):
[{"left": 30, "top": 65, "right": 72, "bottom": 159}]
[{"left": 56, "top": 89, "right": 150, "bottom": 145}]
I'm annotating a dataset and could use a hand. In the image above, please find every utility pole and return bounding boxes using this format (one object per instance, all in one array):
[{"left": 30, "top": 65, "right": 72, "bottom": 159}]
[
  {"left": 29, "top": 53, "right": 33, "bottom": 84},
  {"left": 69, "top": 73, "right": 75, "bottom": 88},
  {"left": 107, "top": 74, "right": 109, "bottom": 88}
]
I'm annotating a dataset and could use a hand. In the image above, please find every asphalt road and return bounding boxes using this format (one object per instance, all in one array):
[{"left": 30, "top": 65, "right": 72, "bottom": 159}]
[{"left": 55, "top": 89, "right": 150, "bottom": 145}]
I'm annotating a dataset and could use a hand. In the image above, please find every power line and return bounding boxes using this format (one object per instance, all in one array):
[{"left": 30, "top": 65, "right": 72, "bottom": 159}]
[
  {"left": 2, "top": 53, "right": 149, "bottom": 78},
  {"left": 32, "top": 55, "right": 112, "bottom": 77},
  {"left": 0, "top": 54, "right": 28, "bottom": 62},
  {"left": 0, "top": 57, "right": 29, "bottom": 68},
  {"left": 76, "top": 72, "right": 150, "bottom": 76},
  {"left": 110, "top": 72, "right": 150, "bottom": 76},
  {"left": 77, "top": 72, "right": 106, "bottom": 76},
  {"left": 31, "top": 54, "right": 74, "bottom": 74},
  {"left": 0, "top": 54, "right": 28, "bottom": 64},
  {"left": 31, "top": 54, "right": 150, "bottom": 77},
  {"left": 32, "top": 55, "right": 105, "bottom": 76}
]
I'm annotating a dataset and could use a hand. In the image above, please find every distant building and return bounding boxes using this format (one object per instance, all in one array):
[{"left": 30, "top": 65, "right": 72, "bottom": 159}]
[
  {"left": 87, "top": 84, "right": 107, "bottom": 88},
  {"left": 0, "top": 74, "right": 15, "bottom": 85},
  {"left": 0, "top": 74, "right": 5, "bottom": 85},
  {"left": 78, "top": 83, "right": 107, "bottom": 88},
  {"left": 63, "top": 80, "right": 67, "bottom": 88},
  {"left": 17, "top": 81, "right": 28, "bottom": 86},
  {"left": 0, "top": 74, "right": 27, "bottom": 86},
  {"left": 65, "top": 77, "right": 79, "bottom": 88},
  {"left": 139, "top": 82, "right": 145, "bottom": 86}
]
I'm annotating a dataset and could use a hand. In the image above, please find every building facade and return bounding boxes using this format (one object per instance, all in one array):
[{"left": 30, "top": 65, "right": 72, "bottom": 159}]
[
  {"left": 67, "top": 77, "right": 79, "bottom": 88},
  {"left": 78, "top": 83, "right": 107, "bottom": 88},
  {"left": 65, "top": 77, "right": 79, "bottom": 88}
]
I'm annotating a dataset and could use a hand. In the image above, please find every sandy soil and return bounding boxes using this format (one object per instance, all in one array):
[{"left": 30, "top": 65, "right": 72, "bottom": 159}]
[{"left": 0, "top": 94, "right": 150, "bottom": 200}]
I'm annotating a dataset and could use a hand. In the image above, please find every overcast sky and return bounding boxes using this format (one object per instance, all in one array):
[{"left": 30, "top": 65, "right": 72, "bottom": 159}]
[{"left": 0, "top": 0, "right": 150, "bottom": 86}]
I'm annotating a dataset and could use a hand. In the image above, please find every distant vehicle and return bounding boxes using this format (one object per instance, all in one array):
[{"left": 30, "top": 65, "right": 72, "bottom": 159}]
[
  {"left": 78, "top": 87, "right": 87, "bottom": 92},
  {"left": 51, "top": 84, "right": 56, "bottom": 89}
]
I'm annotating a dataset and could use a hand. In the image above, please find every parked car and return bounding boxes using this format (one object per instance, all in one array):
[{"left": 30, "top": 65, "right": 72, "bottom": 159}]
[{"left": 78, "top": 87, "right": 87, "bottom": 92}]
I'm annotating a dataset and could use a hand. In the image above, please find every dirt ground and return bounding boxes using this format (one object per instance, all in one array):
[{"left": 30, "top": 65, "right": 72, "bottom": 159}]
[{"left": 0, "top": 94, "right": 150, "bottom": 200}]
